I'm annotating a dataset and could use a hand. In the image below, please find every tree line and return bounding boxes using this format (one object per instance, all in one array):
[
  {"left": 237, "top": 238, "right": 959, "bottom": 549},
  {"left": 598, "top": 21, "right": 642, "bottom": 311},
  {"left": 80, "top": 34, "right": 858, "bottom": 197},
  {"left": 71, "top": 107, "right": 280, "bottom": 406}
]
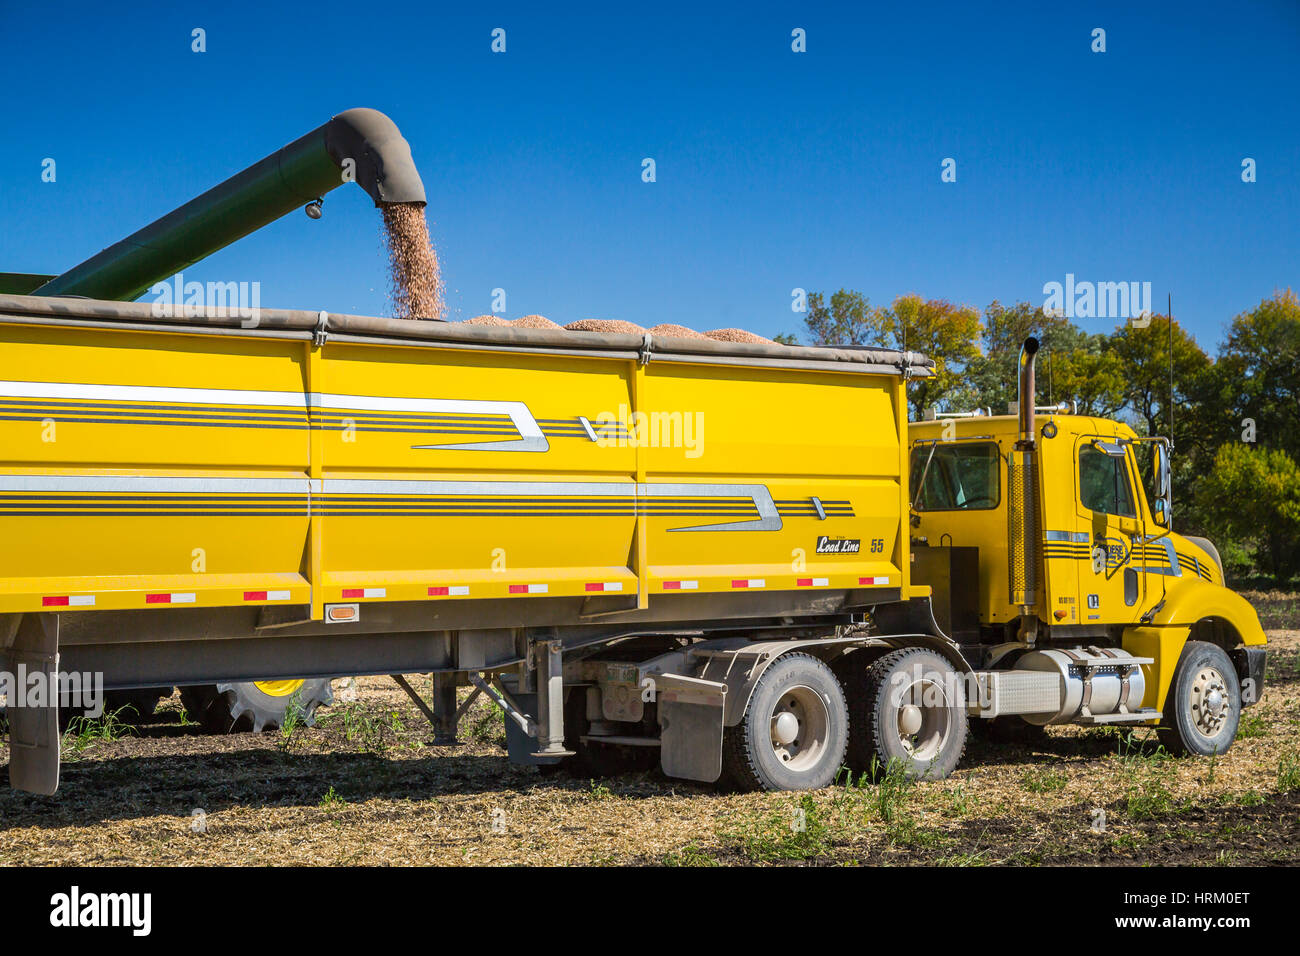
[{"left": 775, "top": 289, "right": 1300, "bottom": 585}]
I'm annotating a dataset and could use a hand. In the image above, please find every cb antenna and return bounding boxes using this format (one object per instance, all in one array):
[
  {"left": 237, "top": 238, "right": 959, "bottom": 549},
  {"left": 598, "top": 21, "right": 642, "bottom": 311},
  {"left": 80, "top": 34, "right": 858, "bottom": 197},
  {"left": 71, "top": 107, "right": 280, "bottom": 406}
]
[{"left": 1168, "top": 292, "right": 1174, "bottom": 448}]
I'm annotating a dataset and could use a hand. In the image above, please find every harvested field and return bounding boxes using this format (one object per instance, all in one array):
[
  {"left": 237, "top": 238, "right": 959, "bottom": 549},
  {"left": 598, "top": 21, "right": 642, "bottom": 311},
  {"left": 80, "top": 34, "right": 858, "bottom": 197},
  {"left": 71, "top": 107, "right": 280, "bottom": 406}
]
[{"left": 1, "top": 594, "right": 1296, "bottom": 866}]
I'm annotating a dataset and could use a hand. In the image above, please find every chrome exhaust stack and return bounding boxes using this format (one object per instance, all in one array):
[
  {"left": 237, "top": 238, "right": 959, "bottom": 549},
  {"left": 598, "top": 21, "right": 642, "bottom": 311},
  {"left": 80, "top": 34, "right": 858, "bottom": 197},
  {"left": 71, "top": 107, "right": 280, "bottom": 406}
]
[{"left": 1008, "top": 338, "right": 1041, "bottom": 639}]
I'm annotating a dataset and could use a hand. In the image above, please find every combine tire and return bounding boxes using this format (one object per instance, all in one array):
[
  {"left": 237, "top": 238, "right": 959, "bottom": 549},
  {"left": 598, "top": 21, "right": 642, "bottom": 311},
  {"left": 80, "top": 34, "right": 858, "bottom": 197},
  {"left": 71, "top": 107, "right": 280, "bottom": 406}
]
[
  {"left": 181, "top": 679, "right": 334, "bottom": 733},
  {"left": 721, "top": 653, "right": 848, "bottom": 791},
  {"left": 1157, "top": 641, "right": 1240, "bottom": 756},
  {"left": 849, "top": 647, "right": 967, "bottom": 781}
]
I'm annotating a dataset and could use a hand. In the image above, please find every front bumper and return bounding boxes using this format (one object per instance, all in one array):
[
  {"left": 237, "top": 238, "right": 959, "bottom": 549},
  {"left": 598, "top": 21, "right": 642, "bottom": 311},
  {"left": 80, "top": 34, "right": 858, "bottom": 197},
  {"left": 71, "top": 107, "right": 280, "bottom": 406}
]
[{"left": 1232, "top": 646, "right": 1267, "bottom": 707}]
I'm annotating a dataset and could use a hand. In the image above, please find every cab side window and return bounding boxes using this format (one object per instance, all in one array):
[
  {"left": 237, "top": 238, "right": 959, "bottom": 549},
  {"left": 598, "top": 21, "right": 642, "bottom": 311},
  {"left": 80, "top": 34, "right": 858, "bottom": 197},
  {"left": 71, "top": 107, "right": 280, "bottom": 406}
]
[
  {"left": 1079, "top": 445, "right": 1135, "bottom": 517},
  {"left": 909, "top": 442, "right": 1001, "bottom": 511}
]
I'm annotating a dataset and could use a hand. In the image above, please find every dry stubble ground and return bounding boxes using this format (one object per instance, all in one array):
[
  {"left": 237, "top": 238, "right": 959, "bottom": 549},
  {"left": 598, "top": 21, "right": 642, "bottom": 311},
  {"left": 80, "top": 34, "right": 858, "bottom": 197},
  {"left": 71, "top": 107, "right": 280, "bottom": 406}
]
[{"left": 1, "top": 593, "right": 1297, "bottom": 866}]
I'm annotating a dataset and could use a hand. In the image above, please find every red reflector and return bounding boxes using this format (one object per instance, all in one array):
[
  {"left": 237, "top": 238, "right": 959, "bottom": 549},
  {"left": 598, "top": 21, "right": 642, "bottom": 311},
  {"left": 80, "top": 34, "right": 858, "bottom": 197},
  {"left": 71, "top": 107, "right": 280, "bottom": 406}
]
[
  {"left": 42, "top": 596, "right": 69, "bottom": 607},
  {"left": 243, "top": 591, "right": 268, "bottom": 601}
]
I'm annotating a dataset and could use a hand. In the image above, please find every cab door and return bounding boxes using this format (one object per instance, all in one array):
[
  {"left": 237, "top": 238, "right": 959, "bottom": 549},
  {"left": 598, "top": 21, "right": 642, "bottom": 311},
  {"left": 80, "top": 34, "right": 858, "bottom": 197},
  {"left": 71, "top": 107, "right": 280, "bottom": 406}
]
[{"left": 1073, "top": 437, "right": 1147, "bottom": 625}]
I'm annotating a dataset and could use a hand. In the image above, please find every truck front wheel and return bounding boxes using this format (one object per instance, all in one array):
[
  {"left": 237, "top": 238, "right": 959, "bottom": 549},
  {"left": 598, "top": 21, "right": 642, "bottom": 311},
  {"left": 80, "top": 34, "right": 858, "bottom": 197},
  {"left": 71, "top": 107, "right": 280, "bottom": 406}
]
[
  {"left": 851, "top": 647, "right": 967, "bottom": 781},
  {"left": 1157, "top": 641, "right": 1240, "bottom": 756},
  {"left": 722, "top": 653, "right": 848, "bottom": 791}
]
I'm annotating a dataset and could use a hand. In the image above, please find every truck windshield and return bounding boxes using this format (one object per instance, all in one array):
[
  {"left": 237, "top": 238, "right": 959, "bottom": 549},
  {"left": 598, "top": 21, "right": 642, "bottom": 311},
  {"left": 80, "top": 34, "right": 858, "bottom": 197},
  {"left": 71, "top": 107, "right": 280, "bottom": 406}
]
[{"left": 909, "top": 442, "right": 1001, "bottom": 511}]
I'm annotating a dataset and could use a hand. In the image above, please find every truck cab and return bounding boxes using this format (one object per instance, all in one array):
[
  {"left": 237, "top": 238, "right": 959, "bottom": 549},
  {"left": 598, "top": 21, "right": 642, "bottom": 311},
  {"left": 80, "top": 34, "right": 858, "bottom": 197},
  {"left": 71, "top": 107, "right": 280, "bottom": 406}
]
[{"left": 906, "top": 340, "right": 1267, "bottom": 755}]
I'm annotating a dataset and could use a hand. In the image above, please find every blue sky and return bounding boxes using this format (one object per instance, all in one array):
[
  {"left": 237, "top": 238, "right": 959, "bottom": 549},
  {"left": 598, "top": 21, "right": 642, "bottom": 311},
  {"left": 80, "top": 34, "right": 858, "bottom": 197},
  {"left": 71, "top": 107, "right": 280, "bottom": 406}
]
[{"left": 1, "top": 0, "right": 1296, "bottom": 349}]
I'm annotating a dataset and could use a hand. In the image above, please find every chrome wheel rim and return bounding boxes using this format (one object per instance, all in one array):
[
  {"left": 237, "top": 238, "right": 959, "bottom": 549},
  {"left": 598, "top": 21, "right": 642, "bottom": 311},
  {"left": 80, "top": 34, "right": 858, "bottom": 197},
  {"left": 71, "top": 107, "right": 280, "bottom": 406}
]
[
  {"left": 893, "top": 675, "right": 951, "bottom": 762},
  {"left": 768, "top": 685, "right": 829, "bottom": 771},
  {"left": 1190, "top": 665, "right": 1231, "bottom": 738}
]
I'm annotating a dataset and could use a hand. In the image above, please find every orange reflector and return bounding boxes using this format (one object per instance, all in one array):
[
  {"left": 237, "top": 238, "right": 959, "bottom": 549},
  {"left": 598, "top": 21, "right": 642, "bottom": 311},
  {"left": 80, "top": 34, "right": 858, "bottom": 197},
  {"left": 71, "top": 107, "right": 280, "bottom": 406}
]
[{"left": 326, "top": 603, "right": 359, "bottom": 623}]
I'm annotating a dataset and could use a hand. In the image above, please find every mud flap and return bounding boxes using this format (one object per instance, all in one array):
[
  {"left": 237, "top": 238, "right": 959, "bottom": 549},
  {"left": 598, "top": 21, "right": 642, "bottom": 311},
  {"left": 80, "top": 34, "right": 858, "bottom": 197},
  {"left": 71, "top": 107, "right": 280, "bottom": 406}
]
[
  {"left": 5, "top": 613, "right": 60, "bottom": 795},
  {"left": 657, "top": 675, "right": 725, "bottom": 783}
]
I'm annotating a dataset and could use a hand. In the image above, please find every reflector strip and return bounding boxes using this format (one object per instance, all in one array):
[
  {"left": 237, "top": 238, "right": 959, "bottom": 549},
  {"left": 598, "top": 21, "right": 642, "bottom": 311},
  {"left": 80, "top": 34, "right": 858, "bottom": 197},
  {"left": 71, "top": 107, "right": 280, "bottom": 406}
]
[
  {"left": 428, "top": 585, "right": 470, "bottom": 597},
  {"left": 243, "top": 590, "right": 292, "bottom": 601},
  {"left": 731, "top": 579, "right": 766, "bottom": 589},
  {"left": 341, "top": 587, "right": 386, "bottom": 599},
  {"left": 145, "top": 592, "right": 196, "bottom": 604},
  {"left": 797, "top": 578, "right": 830, "bottom": 587},
  {"left": 584, "top": 582, "right": 624, "bottom": 592},
  {"left": 42, "top": 595, "right": 94, "bottom": 607},
  {"left": 662, "top": 580, "right": 698, "bottom": 590},
  {"left": 508, "top": 584, "right": 548, "bottom": 594},
  {"left": 858, "top": 576, "right": 890, "bottom": 586}
]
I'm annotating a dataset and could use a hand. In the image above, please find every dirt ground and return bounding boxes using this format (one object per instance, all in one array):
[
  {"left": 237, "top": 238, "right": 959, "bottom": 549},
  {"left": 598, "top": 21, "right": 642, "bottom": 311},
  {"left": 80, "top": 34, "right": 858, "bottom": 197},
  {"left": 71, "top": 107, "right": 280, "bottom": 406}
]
[{"left": 1, "top": 592, "right": 1297, "bottom": 866}]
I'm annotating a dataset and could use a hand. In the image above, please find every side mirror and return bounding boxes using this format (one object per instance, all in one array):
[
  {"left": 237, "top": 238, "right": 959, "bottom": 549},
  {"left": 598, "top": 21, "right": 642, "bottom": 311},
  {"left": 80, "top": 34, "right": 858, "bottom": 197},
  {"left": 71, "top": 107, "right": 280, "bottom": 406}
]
[
  {"left": 1152, "top": 442, "right": 1172, "bottom": 526},
  {"left": 1154, "top": 442, "right": 1170, "bottom": 498}
]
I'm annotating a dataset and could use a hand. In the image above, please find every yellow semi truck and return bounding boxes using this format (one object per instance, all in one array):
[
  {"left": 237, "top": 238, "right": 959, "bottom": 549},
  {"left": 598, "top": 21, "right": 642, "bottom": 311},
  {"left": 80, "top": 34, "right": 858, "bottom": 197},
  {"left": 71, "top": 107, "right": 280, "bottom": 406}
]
[
  {"left": 0, "top": 299, "right": 1267, "bottom": 795},
  {"left": 0, "top": 110, "right": 1267, "bottom": 795}
]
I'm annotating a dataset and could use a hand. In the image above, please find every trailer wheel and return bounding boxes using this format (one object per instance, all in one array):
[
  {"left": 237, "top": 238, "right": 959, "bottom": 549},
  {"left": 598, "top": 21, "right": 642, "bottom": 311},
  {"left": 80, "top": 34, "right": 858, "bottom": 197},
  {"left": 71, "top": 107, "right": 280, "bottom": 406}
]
[
  {"left": 180, "top": 679, "right": 334, "bottom": 733},
  {"left": 722, "top": 653, "right": 848, "bottom": 791},
  {"left": 1157, "top": 641, "right": 1240, "bottom": 756},
  {"left": 853, "top": 647, "right": 967, "bottom": 781}
]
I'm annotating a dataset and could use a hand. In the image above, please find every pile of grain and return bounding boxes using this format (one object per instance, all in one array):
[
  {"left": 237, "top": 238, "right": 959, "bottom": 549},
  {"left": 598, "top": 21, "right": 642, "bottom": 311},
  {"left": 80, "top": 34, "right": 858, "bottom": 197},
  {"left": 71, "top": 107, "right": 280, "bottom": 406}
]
[
  {"left": 380, "top": 202, "right": 444, "bottom": 319},
  {"left": 513, "top": 314, "right": 562, "bottom": 330},
  {"left": 564, "top": 319, "right": 646, "bottom": 335},
  {"left": 464, "top": 314, "right": 510, "bottom": 326},
  {"left": 648, "top": 323, "right": 709, "bottom": 340},
  {"left": 705, "top": 328, "right": 774, "bottom": 344}
]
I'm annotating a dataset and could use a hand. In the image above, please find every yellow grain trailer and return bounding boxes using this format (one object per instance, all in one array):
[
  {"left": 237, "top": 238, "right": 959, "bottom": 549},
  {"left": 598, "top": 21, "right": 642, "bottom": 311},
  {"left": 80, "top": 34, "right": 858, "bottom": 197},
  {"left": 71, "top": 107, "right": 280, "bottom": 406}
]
[
  {"left": 0, "top": 295, "right": 925, "bottom": 793},
  {"left": 0, "top": 302, "right": 1267, "bottom": 795}
]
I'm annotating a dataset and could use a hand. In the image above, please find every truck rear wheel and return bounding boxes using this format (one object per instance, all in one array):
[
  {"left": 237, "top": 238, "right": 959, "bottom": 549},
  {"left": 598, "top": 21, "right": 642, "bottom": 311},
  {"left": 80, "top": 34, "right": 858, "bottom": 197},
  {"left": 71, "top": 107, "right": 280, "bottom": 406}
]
[
  {"left": 1157, "top": 641, "right": 1240, "bottom": 756},
  {"left": 180, "top": 679, "right": 334, "bottom": 733},
  {"left": 721, "top": 653, "right": 848, "bottom": 791},
  {"left": 851, "top": 647, "right": 967, "bottom": 781}
]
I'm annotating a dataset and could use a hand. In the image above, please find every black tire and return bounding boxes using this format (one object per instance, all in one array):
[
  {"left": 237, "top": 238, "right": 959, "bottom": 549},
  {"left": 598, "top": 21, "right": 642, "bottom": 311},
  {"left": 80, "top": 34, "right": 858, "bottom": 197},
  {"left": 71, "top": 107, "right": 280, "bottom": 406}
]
[
  {"left": 721, "top": 653, "right": 848, "bottom": 791},
  {"left": 850, "top": 647, "right": 967, "bottom": 781},
  {"left": 1157, "top": 641, "right": 1240, "bottom": 756},
  {"left": 181, "top": 679, "right": 334, "bottom": 733}
]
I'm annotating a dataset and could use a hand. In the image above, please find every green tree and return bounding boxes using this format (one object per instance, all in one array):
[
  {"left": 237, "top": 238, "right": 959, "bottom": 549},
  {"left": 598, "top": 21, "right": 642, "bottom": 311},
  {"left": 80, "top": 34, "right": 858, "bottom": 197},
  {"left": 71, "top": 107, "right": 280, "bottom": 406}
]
[
  {"left": 1107, "top": 313, "right": 1212, "bottom": 441},
  {"left": 875, "top": 294, "right": 982, "bottom": 418},
  {"left": 801, "top": 290, "right": 877, "bottom": 346},
  {"left": 772, "top": 332, "right": 799, "bottom": 346},
  {"left": 1193, "top": 443, "right": 1300, "bottom": 581},
  {"left": 1210, "top": 289, "right": 1300, "bottom": 462},
  {"left": 965, "top": 301, "right": 1124, "bottom": 416},
  {"left": 800, "top": 291, "right": 981, "bottom": 417}
]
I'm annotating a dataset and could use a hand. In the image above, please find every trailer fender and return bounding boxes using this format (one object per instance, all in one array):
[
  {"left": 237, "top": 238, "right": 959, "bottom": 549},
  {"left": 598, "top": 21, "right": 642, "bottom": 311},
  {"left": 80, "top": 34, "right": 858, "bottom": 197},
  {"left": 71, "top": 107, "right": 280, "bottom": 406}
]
[{"left": 642, "top": 633, "right": 968, "bottom": 731}]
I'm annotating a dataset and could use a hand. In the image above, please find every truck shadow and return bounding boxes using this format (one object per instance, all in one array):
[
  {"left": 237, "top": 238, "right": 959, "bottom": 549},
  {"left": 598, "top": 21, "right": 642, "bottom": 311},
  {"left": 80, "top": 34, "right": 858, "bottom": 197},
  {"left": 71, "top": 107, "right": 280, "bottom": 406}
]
[{"left": 0, "top": 748, "right": 707, "bottom": 829}]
